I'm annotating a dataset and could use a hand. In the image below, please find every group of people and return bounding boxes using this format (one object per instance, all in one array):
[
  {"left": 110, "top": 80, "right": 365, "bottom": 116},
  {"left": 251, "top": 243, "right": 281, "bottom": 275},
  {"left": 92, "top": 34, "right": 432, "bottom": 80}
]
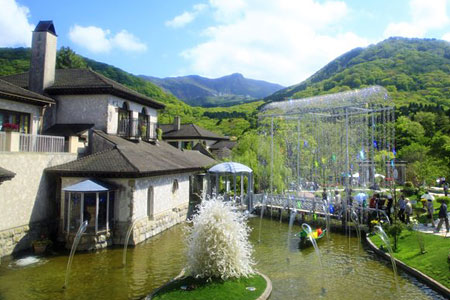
[
  {"left": 397, "top": 194, "right": 413, "bottom": 224},
  {"left": 321, "top": 187, "right": 449, "bottom": 233}
]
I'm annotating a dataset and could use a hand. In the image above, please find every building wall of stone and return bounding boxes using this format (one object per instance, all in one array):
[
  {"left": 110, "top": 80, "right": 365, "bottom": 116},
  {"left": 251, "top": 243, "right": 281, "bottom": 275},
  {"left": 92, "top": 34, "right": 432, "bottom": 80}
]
[
  {"left": 133, "top": 173, "right": 190, "bottom": 219},
  {"left": 59, "top": 173, "right": 192, "bottom": 248},
  {"left": 106, "top": 95, "right": 158, "bottom": 135},
  {"left": 0, "top": 98, "right": 41, "bottom": 135},
  {"left": 0, "top": 152, "right": 77, "bottom": 257},
  {"left": 54, "top": 94, "right": 109, "bottom": 131},
  {"left": 29, "top": 31, "right": 56, "bottom": 94}
]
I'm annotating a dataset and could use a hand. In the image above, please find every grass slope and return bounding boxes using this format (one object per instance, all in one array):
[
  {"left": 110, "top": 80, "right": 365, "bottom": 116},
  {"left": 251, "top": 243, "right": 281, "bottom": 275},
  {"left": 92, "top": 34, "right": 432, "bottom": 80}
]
[
  {"left": 152, "top": 274, "right": 266, "bottom": 300},
  {"left": 370, "top": 231, "right": 450, "bottom": 288}
]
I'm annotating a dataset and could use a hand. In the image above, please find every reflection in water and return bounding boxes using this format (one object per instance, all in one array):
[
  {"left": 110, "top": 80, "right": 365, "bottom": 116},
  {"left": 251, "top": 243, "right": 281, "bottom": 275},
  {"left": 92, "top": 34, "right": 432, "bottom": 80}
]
[{"left": 0, "top": 218, "right": 445, "bottom": 300}]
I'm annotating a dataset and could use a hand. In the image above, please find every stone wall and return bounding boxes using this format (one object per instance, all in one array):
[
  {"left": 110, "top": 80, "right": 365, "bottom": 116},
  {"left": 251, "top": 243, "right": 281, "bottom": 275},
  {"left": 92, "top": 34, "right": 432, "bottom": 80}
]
[
  {"left": 0, "top": 152, "right": 77, "bottom": 257},
  {"left": 0, "top": 221, "right": 54, "bottom": 257},
  {"left": 113, "top": 202, "right": 189, "bottom": 245}
]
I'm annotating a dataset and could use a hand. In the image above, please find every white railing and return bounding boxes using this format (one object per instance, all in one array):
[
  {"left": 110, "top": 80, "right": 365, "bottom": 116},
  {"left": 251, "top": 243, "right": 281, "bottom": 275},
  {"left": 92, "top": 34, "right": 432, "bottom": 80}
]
[
  {"left": 0, "top": 132, "right": 5, "bottom": 151},
  {"left": 19, "top": 133, "right": 65, "bottom": 153}
]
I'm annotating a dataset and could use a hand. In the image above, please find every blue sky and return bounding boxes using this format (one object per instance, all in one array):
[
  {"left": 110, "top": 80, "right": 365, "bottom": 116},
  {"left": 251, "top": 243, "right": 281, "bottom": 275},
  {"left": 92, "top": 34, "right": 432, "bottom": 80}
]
[{"left": 1, "top": 0, "right": 449, "bottom": 86}]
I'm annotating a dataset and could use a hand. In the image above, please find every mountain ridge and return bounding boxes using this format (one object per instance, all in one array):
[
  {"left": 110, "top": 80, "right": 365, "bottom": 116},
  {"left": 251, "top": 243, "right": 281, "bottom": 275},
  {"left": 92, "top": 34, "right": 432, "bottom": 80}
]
[{"left": 140, "top": 72, "right": 283, "bottom": 107}]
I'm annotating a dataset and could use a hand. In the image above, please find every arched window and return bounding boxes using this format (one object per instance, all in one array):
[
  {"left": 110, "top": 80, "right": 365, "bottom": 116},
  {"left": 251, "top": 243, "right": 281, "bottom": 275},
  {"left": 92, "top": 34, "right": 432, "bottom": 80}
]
[
  {"left": 147, "top": 186, "right": 154, "bottom": 219},
  {"left": 172, "top": 179, "right": 179, "bottom": 194},
  {"left": 139, "top": 107, "right": 149, "bottom": 140},
  {"left": 118, "top": 102, "right": 131, "bottom": 136}
]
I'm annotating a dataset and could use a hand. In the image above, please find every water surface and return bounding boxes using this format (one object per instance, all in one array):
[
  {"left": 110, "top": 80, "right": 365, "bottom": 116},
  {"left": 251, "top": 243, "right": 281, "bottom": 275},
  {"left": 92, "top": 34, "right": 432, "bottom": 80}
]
[{"left": 0, "top": 218, "right": 444, "bottom": 300}]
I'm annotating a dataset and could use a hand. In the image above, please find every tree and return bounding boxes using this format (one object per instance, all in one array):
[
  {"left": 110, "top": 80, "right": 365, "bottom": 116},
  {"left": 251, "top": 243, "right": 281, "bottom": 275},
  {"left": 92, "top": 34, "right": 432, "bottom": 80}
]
[
  {"left": 414, "top": 111, "right": 435, "bottom": 138},
  {"left": 56, "top": 47, "right": 87, "bottom": 69},
  {"left": 395, "top": 116, "right": 425, "bottom": 149}
]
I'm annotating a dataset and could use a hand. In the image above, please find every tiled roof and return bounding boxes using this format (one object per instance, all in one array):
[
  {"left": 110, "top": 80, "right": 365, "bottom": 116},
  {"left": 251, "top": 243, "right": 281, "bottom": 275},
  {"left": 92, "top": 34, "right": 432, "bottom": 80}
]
[
  {"left": 43, "top": 123, "right": 94, "bottom": 137},
  {"left": 192, "top": 143, "right": 214, "bottom": 159},
  {"left": 1, "top": 69, "right": 165, "bottom": 109},
  {"left": 0, "top": 167, "right": 15, "bottom": 181},
  {"left": 46, "top": 131, "right": 216, "bottom": 177},
  {"left": 159, "top": 123, "right": 228, "bottom": 141},
  {"left": 0, "top": 79, "right": 55, "bottom": 105},
  {"left": 209, "top": 140, "right": 237, "bottom": 150}
]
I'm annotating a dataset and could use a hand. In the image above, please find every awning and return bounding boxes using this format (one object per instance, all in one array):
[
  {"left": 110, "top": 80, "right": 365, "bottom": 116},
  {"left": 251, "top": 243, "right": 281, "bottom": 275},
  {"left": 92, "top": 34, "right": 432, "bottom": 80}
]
[
  {"left": 208, "top": 162, "right": 252, "bottom": 174},
  {"left": 63, "top": 179, "right": 117, "bottom": 192}
]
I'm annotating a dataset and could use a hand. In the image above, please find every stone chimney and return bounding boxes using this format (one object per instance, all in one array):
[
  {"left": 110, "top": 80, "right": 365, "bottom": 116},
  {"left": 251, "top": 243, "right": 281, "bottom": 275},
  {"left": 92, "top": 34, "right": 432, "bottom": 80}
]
[
  {"left": 29, "top": 21, "right": 57, "bottom": 94},
  {"left": 173, "top": 116, "right": 181, "bottom": 131}
]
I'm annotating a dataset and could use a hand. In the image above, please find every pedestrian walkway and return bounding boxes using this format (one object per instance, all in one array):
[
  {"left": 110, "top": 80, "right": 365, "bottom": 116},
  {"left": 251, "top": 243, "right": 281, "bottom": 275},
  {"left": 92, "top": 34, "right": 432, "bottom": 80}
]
[{"left": 415, "top": 222, "right": 449, "bottom": 238}]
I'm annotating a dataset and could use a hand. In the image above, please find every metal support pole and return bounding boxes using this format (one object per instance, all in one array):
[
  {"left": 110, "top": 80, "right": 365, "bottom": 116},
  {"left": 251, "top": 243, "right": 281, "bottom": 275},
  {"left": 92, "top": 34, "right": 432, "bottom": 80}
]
[
  {"left": 270, "top": 117, "right": 274, "bottom": 193},
  {"left": 297, "top": 118, "right": 301, "bottom": 189},
  {"left": 233, "top": 174, "right": 237, "bottom": 202},
  {"left": 371, "top": 113, "right": 376, "bottom": 187},
  {"left": 344, "top": 108, "right": 350, "bottom": 229}
]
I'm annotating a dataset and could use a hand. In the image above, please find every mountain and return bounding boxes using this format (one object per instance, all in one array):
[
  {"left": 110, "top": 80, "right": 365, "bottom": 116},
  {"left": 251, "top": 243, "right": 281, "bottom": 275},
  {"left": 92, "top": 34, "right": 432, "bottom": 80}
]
[
  {"left": 266, "top": 37, "right": 450, "bottom": 108},
  {"left": 139, "top": 73, "right": 283, "bottom": 107}
]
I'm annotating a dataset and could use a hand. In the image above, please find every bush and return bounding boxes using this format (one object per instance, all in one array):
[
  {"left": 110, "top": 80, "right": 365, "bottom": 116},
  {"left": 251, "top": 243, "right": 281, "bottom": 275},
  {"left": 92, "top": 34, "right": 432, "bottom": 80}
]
[
  {"left": 402, "top": 181, "right": 416, "bottom": 197},
  {"left": 436, "top": 196, "right": 450, "bottom": 204}
]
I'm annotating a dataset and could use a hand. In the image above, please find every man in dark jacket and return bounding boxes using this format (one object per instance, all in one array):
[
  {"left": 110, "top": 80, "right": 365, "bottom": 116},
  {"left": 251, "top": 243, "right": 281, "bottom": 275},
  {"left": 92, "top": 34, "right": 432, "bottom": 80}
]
[{"left": 436, "top": 201, "right": 449, "bottom": 233}]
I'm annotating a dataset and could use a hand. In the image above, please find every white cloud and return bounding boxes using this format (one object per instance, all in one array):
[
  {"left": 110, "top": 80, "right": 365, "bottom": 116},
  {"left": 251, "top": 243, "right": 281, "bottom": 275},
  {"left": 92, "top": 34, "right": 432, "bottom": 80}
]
[
  {"left": 0, "top": 0, "right": 34, "bottom": 47},
  {"left": 443, "top": 32, "right": 450, "bottom": 41},
  {"left": 384, "top": 0, "right": 449, "bottom": 38},
  {"left": 69, "top": 25, "right": 147, "bottom": 53},
  {"left": 181, "top": 0, "right": 369, "bottom": 86},
  {"left": 69, "top": 25, "right": 111, "bottom": 53},
  {"left": 166, "top": 4, "right": 207, "bottom": 28},
  {"left": 112, "top": 30, "right": 147, "bottom": 52}
]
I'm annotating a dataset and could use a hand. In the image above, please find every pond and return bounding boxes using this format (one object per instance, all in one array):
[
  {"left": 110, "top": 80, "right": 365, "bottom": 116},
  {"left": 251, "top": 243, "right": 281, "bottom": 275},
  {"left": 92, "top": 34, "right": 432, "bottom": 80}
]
[{"left": 0, "top": 217, "right": 444, "bottom": 300}]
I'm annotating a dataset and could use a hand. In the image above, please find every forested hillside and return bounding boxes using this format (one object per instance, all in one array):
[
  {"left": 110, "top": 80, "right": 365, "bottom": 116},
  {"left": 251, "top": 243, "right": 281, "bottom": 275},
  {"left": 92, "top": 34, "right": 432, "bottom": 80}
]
[{"left": 267, "top": 38, "right": 450, "bottom": 108}]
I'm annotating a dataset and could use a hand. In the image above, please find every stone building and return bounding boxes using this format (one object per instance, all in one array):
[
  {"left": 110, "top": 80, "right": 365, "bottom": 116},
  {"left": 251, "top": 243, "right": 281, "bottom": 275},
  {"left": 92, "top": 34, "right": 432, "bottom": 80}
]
[{"left": 0, "top": 20, "right": 215, "bottom": 255}]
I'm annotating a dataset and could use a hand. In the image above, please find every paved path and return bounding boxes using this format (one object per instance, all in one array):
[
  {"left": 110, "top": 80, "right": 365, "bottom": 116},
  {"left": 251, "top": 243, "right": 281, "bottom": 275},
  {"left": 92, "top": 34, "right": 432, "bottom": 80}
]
[{"left": 415, "top": 221, "right": 449, "bottom": 238}]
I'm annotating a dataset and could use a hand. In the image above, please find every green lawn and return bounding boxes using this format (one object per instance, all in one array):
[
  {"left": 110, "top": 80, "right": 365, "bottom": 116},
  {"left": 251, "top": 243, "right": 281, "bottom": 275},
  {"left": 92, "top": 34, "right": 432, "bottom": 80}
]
[
  {"left": 369, "top": 230, "right": 450, "bottom": 288},
  {"left": 152, "top": 274, "right": 267, "bottom": 300}
]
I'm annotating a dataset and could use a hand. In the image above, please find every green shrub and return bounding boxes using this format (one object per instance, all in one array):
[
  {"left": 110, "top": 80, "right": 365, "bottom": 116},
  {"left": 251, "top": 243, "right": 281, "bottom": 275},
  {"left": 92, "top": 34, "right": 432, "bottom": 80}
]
[
  {"left": 436, "top": 196, "right": 450, "bottom": 204},
  {"left": 402, "top": 181, "right": 416, "bottom": 197}
]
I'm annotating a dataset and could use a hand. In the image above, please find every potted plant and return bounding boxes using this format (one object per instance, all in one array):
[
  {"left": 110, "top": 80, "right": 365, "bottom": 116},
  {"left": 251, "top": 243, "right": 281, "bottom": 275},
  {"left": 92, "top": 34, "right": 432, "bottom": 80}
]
[
  {"left": 2, "top": 123, "right": 19, "bottom": 132},
  {"left": 32, "top": 234, "right": 52, "bottom": 254}
]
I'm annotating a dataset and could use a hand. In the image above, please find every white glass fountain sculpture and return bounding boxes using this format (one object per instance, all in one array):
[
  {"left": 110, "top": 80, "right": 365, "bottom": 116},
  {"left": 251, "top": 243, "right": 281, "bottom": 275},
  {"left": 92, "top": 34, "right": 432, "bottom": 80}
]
[{"left": 185, "top": 198, "right": 255, "bottom": 280}]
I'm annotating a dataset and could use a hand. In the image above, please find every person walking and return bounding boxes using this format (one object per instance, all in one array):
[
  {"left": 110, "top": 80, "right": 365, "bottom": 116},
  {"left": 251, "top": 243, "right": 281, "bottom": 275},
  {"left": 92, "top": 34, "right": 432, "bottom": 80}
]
[
  {"left": 398, "top": 194, "right": 406, "bottom": 223},
  {"left": 424, "top": 192, "right": 436, "bottom": 227},
  {"left": 405, "top": 198, "right": 413, "bottom": 224},
  {"left": 444, "top": 182, "right": 449, "bottom": 197},
  {"left": 436, "top": 200, "right": 449, "bottom": 233}
]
